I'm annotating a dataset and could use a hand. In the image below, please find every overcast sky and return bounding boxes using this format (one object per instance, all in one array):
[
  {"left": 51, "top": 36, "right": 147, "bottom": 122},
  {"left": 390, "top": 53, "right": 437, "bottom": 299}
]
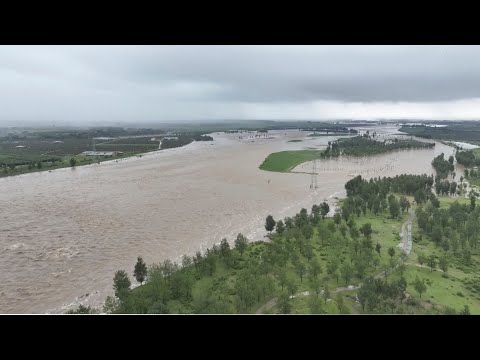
[{"left": 2, "top": 45, "right": 480, "bottom": 125}]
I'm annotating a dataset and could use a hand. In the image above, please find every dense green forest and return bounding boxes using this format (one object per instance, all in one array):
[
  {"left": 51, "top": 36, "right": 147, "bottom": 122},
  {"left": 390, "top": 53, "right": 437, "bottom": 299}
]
[
  {"left": 66, "top": 173, "right": 479, "bottom": 314},
  {"left": 321, "top": 136, "right": 434, "bottom": 158}
]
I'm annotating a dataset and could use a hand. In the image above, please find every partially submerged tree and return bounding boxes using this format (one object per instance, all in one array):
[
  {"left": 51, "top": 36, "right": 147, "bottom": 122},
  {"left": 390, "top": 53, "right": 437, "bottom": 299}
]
[
  {"left": 133, "top": 256, "right": 148, "bottom": 284},
  {"left": 265, "top": 215, "right": 276, "bottom": 233}
]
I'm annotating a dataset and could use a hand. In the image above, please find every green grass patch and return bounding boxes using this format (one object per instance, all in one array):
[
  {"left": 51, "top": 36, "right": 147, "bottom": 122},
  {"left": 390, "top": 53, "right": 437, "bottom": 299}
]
[{"left": 259, "top": 150, "right": 323, "bottom": 172}]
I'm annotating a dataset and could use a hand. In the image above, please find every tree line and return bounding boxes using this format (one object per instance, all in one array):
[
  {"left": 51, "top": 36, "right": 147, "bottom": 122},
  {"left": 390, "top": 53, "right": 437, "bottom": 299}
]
[{"left": 320, "top": 136, "right": 434, "bottom": 159}]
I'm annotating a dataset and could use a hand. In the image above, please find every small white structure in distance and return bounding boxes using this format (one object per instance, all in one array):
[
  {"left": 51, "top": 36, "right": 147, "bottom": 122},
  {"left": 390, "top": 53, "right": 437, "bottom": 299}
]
[{"left": 80, "top": 151, "right": 120, "bottom": 157}]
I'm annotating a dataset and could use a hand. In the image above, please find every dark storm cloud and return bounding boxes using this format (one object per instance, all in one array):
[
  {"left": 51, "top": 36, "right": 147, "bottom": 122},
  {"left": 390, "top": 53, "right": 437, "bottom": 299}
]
[{"left": 1, "top": 45, "right": 480, "bottom": 123}]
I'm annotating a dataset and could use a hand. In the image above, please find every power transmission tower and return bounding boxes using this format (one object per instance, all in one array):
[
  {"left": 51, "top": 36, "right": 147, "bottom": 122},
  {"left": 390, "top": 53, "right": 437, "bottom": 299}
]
[{"left": 310, "top": 159, "right": 318, "bottom": 189}]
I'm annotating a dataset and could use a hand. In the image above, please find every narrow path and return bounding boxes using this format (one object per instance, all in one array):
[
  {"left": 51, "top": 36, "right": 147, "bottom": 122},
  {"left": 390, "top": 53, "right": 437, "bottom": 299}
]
[{"left": 256, "top": 210, "right": 415, "bottom": 314}]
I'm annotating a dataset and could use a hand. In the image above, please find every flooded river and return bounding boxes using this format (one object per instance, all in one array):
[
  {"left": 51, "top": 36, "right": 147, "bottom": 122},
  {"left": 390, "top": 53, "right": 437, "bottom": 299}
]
[{"left": 0, "top": 125, "right": 457, "bottom": 313}]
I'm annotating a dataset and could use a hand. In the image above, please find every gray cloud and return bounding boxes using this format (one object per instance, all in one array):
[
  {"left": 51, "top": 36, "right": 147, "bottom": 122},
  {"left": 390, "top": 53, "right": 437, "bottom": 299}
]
[{"left": 2, "top": 45, "right": 480, "bottom": 124}]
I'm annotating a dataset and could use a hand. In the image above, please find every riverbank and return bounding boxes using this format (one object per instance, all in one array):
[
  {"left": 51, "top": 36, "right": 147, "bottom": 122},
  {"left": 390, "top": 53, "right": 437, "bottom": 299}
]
[{"left": 90, "top": 172, "right": 480, "bottom": 314}]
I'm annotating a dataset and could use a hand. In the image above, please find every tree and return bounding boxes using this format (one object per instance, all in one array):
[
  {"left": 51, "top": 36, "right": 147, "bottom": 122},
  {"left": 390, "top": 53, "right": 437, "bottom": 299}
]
[
  {"left": 320, "top": 202, "right": 330, "bottom": 219},
  {"left": 327, "top": 258, "right": 339, "bottom": 276},
  {"left": 113, "top": 270, "right": 131, "bottom": 299},
  {"left": 450, "top": 182, "right": 457, "bottom": 196},
  {"left": 322, "top": 284, "right": 330, "bottom": 304},
  {"left": 309, "top": 259, "right": 322, "bottom": 279},
  {"left": 448, "top": 155, "right": 454, "bottom": 165},
  {"left": 399, "top": 196, "right": 410, "bottom": 213},
  {"left": 302, "top": 224, "right": 314, "bottom": 240},
  {"left": 439, "top": 256, "right": 448, "bottom": 274},
  {"left": 413, "top": 276, "right": 427, "bottom": 298},
  {"left": 340, "top": 224, "right": 347, "bottom": 239},
  {"left": 103, "top": 296, "right": 120, "bottom": 314},
  {"left": 66, "top": 304, "right": 98, "bottom": 314},
  {"left": 265, "top": 215, "right": 276, "bottom": 233},
  {"left": 397, "top": 277, "right": 407, "bottom": 304},
  {"left": 295, "top": 261, "right": 306, "bottom": 282},
  {"left": 359, "top": 223, "right": 373, "bottom": 239},
  {"left": 286, "top": 279, "right": 298, "bottom": 298},
  {"left": 234, "top": 233, "right": 248, "bottom": 256},
  {"left": 333, "top": 212, "right": 342, "bottom": 226},
  {"left": 308, "top": 296, "right": 324, "bottom": 314},
  {"left": 275, "top": 220, "right": 285, "bottom": 235},
  {"left": 70, "top": 158, "right": 77, "bottom": 167},
  {"left": 389, "top": 197, "right": 400, "bottom": 219},
  {"left": 37, "top": 161, "right": 42, "bottom": 169},
  {"left": 430, "top": 196, "right": 440, "bottom": 208},
  {"left": 340, "top": 262, "right": 353, "bottom": 285},
  {"left": 427, "top": 255, "right": 437, "bottom": 272},
  {"left": 220, "top": 238, "right": 231, "bottom": 258},
  {"left": 388, "top": 247, "right": 395, "bottom": 259},
  {"left": 431, "top": 224, "right": 443, "bottom": 244},
  {"left": 277, "top": 269, "right": 288, "bottom": 291},
  {"left": 460, "top": 305, "right": 471, "bottom": 315},
  {"left": 375, "top": 242, "right": 381, "bottom": 255},
  {"left": 133, "top": 256, "right": 148, "bottom": 284},
  {"left": 284, "top": 217, "right": 294, "bottom": 230},
  {"left": 278, "top": 294, "right": 292, "bottom": 314}
]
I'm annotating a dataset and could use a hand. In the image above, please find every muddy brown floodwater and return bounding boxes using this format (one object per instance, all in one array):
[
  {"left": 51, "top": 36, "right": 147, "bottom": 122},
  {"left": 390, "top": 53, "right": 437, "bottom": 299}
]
[{"left": 0, "top": 125, "right": 457, "bottom": 313}]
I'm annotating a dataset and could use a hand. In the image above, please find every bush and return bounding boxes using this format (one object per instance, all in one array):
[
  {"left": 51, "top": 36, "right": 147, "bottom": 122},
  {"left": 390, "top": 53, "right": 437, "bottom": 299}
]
[
  {"left": 406, "top": 297, "right": 418, "bottom": 306},
  {"left": 457, "top": 291, "right": 464, "bottom": 297}
]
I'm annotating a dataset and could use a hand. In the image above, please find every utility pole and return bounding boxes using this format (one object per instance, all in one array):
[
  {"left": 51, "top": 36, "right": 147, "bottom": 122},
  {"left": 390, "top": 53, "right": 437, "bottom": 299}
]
[{"left": 310, "top": 159, "right": 318, "bottom": 189}]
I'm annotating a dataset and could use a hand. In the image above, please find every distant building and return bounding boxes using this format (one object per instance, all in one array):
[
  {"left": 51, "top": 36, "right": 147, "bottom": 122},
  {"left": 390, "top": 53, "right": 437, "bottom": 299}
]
[
  {"left": 163, "top": 136, "right": 178, "bottom": 140},
  {"left": 80, "top": 151, "right": 117, "bottom": 157},
  {"left": 15, "top": 145, "right": 26, "bottom": 148},
  {"left": 53, "top": 140, "right": 64, "bottom": 144}
]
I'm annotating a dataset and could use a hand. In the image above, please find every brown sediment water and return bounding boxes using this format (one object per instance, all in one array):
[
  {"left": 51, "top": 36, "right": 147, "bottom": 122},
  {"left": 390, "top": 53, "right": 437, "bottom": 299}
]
[{"left": 0, "top": 125, "right": 456, "bottom": 313}]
